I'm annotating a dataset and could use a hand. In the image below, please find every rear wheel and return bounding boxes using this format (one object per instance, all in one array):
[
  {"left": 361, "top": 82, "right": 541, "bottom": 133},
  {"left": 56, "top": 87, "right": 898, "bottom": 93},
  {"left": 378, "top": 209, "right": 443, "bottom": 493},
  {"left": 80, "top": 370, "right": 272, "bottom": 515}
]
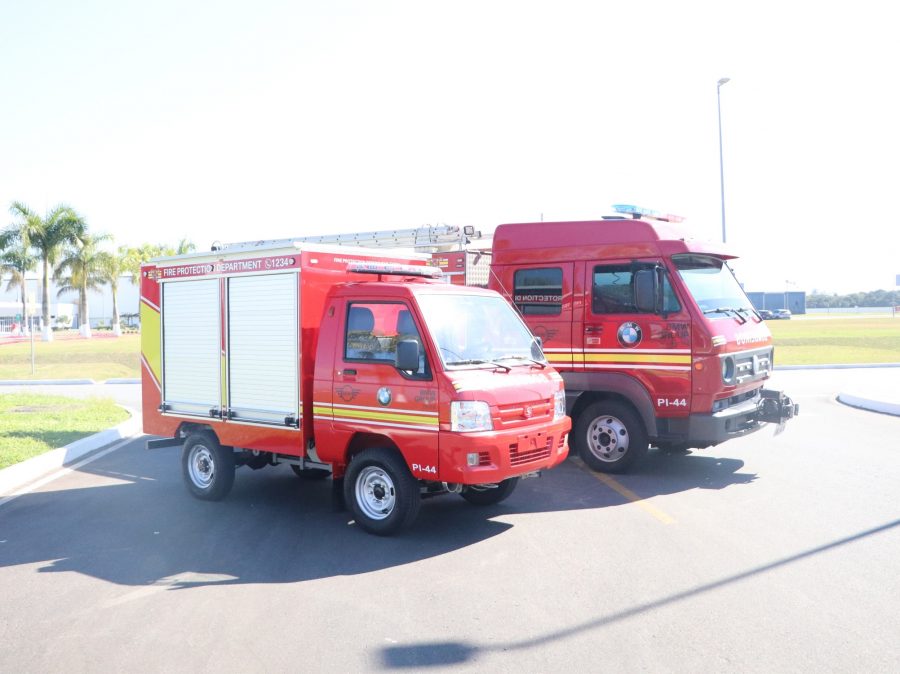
[
  {"left": 181, "top": 432, "right": 235, "bottom": 500},
  {"left": 573, "top": 400, "right": 647, "bottom": 473},
  {"left": 460, "top": 478, "right": 519, "bottom": 506},
  {"left": 344, "top": 448, "right": 421, "bottom": 535}
]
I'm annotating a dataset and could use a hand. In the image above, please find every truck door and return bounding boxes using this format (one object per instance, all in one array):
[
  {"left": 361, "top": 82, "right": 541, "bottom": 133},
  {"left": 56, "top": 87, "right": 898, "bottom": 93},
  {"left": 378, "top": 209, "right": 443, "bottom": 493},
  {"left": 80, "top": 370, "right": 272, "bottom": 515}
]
[
  {"left": 332, "top": 300, "right": 440, "bottom": 476},
  {"left": 583, "top": 260, "right": 692, "bottom": 418},
  {"left": 504, "top": 264, "right": 575, "bottom": 371}
]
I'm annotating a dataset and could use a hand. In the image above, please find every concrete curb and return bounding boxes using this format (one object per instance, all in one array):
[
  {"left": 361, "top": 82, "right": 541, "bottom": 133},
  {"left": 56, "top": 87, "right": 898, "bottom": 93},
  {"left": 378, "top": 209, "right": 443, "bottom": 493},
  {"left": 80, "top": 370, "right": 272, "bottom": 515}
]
[
  {"left": 775, "top": 363, "right": 900, "bottom": 370},
  {"left": 0, "top": 379, "right": 95, "bottom": 385},
  {"left": 836, "top": 394, "right": 900, "bottom": 417},
  {"left": 0, "top": 407, "right": 142, "bottom": 497}
]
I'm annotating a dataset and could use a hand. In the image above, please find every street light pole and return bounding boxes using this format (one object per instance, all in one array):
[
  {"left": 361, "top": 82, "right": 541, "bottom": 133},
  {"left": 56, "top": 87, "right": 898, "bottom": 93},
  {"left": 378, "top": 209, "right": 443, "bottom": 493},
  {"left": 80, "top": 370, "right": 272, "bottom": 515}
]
[{"left": 717, "top": 77, "right": 730, "bottom": 243}]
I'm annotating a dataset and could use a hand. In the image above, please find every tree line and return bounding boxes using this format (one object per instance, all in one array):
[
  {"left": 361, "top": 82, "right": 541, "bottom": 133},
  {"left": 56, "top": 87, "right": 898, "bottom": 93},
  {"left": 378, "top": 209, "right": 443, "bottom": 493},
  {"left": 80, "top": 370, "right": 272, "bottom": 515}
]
[
  {"left": 0, "top": 201, "right": 194, "bottom": 340},
  {"left": 807, "top": 290, "right": 900, "bottom": 308}
]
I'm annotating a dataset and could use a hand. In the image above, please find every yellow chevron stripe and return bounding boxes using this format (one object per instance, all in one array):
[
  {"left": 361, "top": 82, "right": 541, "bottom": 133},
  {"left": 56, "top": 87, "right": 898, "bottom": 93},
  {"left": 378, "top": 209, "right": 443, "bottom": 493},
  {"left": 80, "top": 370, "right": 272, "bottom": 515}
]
[
  {"left": 321, "top": 406, "right": 440, "bottom": 427},
  {"left": 585, "top": 353, "right": 691, "bottom": 364}
]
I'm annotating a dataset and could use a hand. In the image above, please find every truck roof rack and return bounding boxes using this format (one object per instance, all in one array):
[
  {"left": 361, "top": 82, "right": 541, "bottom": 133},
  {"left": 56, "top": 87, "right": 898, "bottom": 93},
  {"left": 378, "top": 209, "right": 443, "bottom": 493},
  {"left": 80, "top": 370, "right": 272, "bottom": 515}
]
[{"left": 216, "top": 225, "right": 479, "bottom": 254}]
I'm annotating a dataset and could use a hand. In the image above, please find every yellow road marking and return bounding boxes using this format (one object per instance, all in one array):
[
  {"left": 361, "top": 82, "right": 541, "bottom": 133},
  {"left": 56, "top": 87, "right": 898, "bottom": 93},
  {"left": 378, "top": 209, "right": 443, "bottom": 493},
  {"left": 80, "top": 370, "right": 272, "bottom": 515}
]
[{"left": 572, "top": 457, "right": 676, "bottom": 525}]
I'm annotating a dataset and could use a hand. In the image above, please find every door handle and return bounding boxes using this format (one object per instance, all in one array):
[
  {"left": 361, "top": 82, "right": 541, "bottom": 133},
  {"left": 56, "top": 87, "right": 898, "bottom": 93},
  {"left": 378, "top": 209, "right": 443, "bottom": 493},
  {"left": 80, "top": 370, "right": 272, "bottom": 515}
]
[
  {"left": 584, "top": 325, "right": 602, "bottom": 334},
  {"left": 342, "top": 369, "right": 357, "bottom": 376}
]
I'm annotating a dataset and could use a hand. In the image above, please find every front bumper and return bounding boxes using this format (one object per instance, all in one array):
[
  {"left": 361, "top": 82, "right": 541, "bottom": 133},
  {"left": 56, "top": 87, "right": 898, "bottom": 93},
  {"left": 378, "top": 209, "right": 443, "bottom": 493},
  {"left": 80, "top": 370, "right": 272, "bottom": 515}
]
[
  {"left": 662, "top": 388, "right": 799, "bottom": 449},
  {"left": 437, "top": 417, "right": 571, "bottom": 484}
]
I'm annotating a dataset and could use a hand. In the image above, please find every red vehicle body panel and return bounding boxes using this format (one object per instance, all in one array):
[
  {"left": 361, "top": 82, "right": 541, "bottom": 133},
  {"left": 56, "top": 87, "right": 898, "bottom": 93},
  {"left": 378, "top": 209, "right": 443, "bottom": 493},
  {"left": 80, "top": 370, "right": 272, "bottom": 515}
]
[
  {"left": 142, "top": 244, "right": 569, "bottom": 484},
  {"left": 489, "top": 218, "right": 780, "bottom": 448}
]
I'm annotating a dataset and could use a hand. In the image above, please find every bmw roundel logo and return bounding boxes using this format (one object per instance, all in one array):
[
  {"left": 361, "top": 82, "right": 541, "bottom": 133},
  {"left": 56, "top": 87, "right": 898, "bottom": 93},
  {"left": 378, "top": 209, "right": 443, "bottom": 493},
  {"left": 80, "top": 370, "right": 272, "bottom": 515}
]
[
  {"left": 377, "top": 387, "right": 392, "bottom": 406},
  {"left": 617, "top": 322, "right": 643, "bottom": 348}
]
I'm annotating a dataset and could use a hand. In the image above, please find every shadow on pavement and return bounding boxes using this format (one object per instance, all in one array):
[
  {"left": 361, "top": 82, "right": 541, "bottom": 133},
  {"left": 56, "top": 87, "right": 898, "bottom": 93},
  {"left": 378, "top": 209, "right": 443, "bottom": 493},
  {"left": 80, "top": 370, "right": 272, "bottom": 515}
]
[{"left": 0, "top": 439, "right": 755, "bottom": 589}]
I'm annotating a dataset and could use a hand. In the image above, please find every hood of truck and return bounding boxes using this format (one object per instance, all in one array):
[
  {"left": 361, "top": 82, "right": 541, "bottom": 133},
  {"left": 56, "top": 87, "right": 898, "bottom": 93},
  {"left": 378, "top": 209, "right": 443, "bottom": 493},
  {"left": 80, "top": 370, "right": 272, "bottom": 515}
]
[
  {"left": 698, "top": 314, "right": 773, "bottom": 354},
  {"left": 441, "top": 366, "right": 564, "bottom": 425}
]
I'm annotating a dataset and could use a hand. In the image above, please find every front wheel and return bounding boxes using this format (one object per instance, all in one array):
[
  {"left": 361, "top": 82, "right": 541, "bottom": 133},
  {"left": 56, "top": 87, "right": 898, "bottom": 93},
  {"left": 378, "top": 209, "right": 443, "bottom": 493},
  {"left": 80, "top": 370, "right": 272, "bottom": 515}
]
[
  {"left": 573, "top": 400, "right": 648, "bottom": 474},
  {"left": 181, "top": 432, "right": 235, "bottom": 500},
  {"left": 460, "top": 478, "right": 519, "bottom": 506},
  {"left": 344, "top": 448, "right": 421, "bottom": 535}
]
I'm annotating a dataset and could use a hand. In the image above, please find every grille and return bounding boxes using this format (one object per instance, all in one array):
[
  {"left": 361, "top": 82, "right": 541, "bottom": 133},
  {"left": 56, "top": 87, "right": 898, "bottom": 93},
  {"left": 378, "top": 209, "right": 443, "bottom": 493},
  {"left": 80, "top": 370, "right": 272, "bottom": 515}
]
[
  {"left": 732, "top": 347, "right": 772, "bottom": 385},
  {"left": 509, "top": 437, "right": 553, "bottom": 466},
  {"left": 477, "top": 451, "right": 491, "bottom": 466},
  {"left": 495, "top": 399, "right": 553, "bottom": 430}
]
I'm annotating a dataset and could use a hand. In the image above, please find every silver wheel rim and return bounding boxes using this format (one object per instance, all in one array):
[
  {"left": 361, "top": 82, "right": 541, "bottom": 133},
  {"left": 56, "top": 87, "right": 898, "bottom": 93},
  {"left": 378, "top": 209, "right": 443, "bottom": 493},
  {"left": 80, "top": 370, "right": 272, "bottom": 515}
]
[
  {"left": 189, "top": 445, "right": 215, "bottom": 488},
  {"left": 586, "top": 415, "right": 629, "bottom": 463},
  {"left": 355, "top": 466, "right": 396, "bottom": 521}
]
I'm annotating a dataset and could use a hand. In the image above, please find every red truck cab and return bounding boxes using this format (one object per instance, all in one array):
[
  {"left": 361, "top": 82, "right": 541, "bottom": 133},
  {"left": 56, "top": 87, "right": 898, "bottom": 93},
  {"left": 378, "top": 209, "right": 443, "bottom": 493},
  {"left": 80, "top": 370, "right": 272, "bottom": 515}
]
[
  {"left": 141, "top": 243, "right": 570, "bottom": 534},
  {"left": 489, "top": 212, "right": 797, "bottom": 473}
]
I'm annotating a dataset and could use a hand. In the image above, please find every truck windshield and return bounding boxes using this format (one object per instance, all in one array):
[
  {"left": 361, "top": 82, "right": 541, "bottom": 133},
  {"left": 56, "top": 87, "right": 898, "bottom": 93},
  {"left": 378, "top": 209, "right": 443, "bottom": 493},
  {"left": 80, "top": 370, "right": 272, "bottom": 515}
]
[
  {"left": 673, "top": 254, "right": 755, "bottom": 319},
  {"left": 416, "top": 293, "right": 545, "bottom": 369}
]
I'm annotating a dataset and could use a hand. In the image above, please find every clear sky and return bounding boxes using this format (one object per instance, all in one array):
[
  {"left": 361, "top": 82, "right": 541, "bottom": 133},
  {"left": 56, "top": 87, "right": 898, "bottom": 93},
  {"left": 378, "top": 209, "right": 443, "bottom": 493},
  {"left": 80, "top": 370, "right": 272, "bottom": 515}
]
[{"left": 1, "top": 0, "right": 898, "bottom": 294}]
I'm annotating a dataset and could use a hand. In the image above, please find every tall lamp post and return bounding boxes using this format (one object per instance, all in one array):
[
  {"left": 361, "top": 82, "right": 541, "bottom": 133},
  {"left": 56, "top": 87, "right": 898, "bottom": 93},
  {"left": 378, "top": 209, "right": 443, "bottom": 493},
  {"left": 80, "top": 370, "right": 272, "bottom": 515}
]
[{"left": 717, "top": 77, "right": 730, "bottom": 243}]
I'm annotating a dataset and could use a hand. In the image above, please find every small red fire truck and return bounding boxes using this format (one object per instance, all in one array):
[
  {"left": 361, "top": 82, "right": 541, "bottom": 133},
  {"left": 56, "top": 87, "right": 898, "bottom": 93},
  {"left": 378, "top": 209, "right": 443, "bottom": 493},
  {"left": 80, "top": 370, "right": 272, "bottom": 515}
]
[
  {"left": 489, "top": 205, "right": 798, "bottom": 473},
  {"left": 141, "top": 240, "right": 570, "bottom": 534}
]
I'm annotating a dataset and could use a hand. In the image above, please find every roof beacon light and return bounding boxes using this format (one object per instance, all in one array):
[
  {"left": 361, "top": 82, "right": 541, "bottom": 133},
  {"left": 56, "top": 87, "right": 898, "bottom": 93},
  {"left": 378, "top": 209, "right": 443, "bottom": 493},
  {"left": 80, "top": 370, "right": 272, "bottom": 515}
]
[
  {"left": 346, "top": 261, "right": 443, "bottom": 279},
  {"left": 612, "top": 204, "right": 685, "bottom": 223}
]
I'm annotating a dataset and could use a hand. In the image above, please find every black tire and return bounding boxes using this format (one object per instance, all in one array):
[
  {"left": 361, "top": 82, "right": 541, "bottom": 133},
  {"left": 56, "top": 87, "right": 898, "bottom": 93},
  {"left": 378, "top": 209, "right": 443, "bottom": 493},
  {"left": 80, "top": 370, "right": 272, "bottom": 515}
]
[
  {"left": 343, "top": 448, "right": 421, "bottom": 535},
  {"left": 181, "top": 432, "right": 235, "bottom": 501},
  {"left": 573, "top": 400, "right": 648, "bottom": 473},
  {"left": 290, "top": 464, "right": 331, "bottom": 480},
  {"left": 460, "top": 478, "right": 519, "bottom": 506}
]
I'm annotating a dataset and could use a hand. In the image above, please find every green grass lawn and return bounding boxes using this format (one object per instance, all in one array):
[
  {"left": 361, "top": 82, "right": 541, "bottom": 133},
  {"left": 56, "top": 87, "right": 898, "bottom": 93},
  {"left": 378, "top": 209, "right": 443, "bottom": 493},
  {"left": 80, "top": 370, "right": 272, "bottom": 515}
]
[
  {"left": 0, "top": 393, "right": 130, "bottom": 469},
  {"left": 0, "top": 334, "right": 140, "bottom": 381},
  {"left": 769, "top": 317, "right": 900, "bottom": 365}
]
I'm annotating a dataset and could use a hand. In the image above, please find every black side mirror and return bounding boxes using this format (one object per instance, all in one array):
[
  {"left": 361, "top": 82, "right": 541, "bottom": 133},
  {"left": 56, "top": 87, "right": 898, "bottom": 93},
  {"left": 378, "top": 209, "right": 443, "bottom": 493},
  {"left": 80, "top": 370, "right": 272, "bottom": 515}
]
[
  {"left": 634, "top": 268, "right": 659, "bottom": 313},
  {"left": 531, "top": 335, "right": 543, "bottom": 360},
  {"left": 396, "top": 339, "right": 420, "bottom": 372}
]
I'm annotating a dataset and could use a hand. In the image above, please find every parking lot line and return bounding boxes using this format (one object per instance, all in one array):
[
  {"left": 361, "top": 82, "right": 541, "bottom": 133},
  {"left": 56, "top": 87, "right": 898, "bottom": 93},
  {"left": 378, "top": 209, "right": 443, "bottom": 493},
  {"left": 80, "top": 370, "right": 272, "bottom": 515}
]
[{"left": 572, "top": 458, "right": 676, "bottom": 525}]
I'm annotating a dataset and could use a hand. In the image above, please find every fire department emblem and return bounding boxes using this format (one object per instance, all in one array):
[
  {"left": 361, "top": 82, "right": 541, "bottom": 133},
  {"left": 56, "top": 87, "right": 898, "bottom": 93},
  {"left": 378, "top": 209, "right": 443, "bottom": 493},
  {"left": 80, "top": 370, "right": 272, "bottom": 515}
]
[
  {"left": 377, "top": 387, "right": 392, "bottom": 406},
  {"left": 336, "top": 385, "right": 360, "bottom": 402},
  {"left": 617, "top": 322, "right": 643, "bottom": 348}
]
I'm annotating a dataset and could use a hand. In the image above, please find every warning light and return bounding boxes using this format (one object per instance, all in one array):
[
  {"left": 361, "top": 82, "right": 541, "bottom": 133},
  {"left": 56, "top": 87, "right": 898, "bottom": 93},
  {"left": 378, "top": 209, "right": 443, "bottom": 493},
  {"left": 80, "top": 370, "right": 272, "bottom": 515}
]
[
  {"left": 346, "top": 261, "right": 443, "bottom": 278},
  {"left": 611, "top": 204, "right": 685, "bottom": 223}
]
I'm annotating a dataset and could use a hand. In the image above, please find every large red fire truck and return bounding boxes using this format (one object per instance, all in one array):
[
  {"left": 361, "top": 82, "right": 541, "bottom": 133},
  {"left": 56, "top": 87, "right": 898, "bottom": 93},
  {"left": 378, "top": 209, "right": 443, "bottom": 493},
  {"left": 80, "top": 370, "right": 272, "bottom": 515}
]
[
  {"left": 141, "top": 240, "right": 570, "bottom": 534},
  {"left": 266, "top": 210, "right": 798, "bottom": 475},
  {"left": 488, "top": 206, "right": 798, "bottom": 473}
]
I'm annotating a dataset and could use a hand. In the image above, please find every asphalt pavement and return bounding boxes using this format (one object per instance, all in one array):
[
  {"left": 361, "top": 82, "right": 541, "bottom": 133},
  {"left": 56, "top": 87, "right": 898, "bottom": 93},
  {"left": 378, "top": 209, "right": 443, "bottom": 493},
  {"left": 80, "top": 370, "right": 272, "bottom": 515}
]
[{"left": 1, "top": 365, "right": 897, "bottom": 499}]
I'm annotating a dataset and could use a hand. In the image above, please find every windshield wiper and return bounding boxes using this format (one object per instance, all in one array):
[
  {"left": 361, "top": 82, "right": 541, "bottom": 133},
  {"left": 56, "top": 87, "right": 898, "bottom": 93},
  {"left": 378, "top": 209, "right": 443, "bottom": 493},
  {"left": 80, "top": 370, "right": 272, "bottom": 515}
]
[
  {"left": 702, "top": 307, "right": 748, "bottom": 324},
  {"left": 445, "top": 358, "right": 511, "bottom": 372},
  {"left": 496, "top": 355, "right": 547, "bottom": 369}
]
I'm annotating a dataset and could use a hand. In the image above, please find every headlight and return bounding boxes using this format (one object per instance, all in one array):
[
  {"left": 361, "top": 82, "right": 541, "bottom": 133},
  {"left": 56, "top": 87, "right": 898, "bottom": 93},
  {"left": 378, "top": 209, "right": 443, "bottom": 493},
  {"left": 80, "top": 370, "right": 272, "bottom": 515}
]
[
  {"left": 451, "top": 401, "right": 493, "bottom": 432},
  {"left": 722, "top": 356, "right": 735, "bottom": 384},
  {"left": 553, "top": 389, "right": 566, "bottom": 421}
]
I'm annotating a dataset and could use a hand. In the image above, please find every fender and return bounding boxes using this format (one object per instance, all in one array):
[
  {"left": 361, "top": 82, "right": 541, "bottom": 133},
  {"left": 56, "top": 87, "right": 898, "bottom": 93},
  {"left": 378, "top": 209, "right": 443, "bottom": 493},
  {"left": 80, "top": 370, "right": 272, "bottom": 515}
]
[{"left": 562, "top": 371, "right": 657, "bottom": 436}]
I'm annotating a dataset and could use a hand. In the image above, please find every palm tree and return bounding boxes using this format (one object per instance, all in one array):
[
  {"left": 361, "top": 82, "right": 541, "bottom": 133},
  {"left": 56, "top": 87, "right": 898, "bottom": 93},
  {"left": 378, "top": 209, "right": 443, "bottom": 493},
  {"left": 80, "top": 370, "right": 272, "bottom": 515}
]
[
  {"left": 0, "top": 247, "right": 36, "bottom": 335},
  {"left": 54, "top": 232, "right": 111, "bottom": 338},
  {"left": 7, "top": 202, "right": 86, "bottom": 341},
  {"left": 99, "top": 246, "right": 130, "bottom": 336}
]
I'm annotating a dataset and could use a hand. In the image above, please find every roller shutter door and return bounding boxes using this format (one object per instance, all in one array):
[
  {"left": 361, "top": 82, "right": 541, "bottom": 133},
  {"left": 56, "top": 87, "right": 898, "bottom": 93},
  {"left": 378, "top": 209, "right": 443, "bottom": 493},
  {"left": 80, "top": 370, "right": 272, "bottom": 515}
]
[
  {"left": 227, "top": 273, "right": 299, "bottom": 425},
  {"left": 162, "top": 278, "right": 221, "bottom": 415}
]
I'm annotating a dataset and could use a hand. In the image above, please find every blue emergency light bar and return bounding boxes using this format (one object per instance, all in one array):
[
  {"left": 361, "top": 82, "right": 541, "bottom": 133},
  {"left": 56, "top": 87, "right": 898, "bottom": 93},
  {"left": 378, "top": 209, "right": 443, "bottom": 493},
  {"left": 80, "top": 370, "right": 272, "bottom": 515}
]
[{"left": 612, "top": 204, "right": 685, "bottom": 223}]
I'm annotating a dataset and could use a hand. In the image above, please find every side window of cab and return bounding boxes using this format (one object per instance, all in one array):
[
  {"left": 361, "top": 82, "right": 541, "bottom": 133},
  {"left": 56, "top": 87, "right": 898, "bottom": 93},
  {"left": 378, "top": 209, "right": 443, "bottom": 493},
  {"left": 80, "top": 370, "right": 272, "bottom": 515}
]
[
  {"left": 344, "top": 302, "right": 430, "bottom": 378},
  {"left": 592, "top": 263, "right": 681, "bottom": 314}
]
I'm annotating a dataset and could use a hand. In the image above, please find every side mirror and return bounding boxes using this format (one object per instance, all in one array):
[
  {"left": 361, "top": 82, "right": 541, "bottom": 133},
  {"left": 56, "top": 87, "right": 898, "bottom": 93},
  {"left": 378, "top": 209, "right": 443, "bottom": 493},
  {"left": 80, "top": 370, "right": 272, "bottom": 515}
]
[
  {"left": 396, "top": 339, "right": 421, "bottom": 372},
  {"left": 634, "top": 268, "right": 659, "bottom": 313},
  {"left": 531, "top": 335, "right": 543, "bottom": 360}
]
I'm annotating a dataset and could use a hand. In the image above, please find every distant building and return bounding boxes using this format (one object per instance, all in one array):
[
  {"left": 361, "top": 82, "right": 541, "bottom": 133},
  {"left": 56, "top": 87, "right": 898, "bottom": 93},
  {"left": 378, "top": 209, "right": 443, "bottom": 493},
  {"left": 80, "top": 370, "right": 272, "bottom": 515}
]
[{"left": 746, "top": 291, "right": 806, "bottom": 314}]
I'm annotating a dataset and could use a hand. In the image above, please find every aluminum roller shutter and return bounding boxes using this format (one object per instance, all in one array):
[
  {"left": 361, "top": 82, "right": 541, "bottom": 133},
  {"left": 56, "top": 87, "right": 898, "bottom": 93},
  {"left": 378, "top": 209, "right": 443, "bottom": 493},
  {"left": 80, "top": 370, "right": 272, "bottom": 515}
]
[
  {"left": 227, "top": 273, "right": 299, "bottom": 425},
  {"left": 162, "top": 278, "right": 221, "bottom": 415}
]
